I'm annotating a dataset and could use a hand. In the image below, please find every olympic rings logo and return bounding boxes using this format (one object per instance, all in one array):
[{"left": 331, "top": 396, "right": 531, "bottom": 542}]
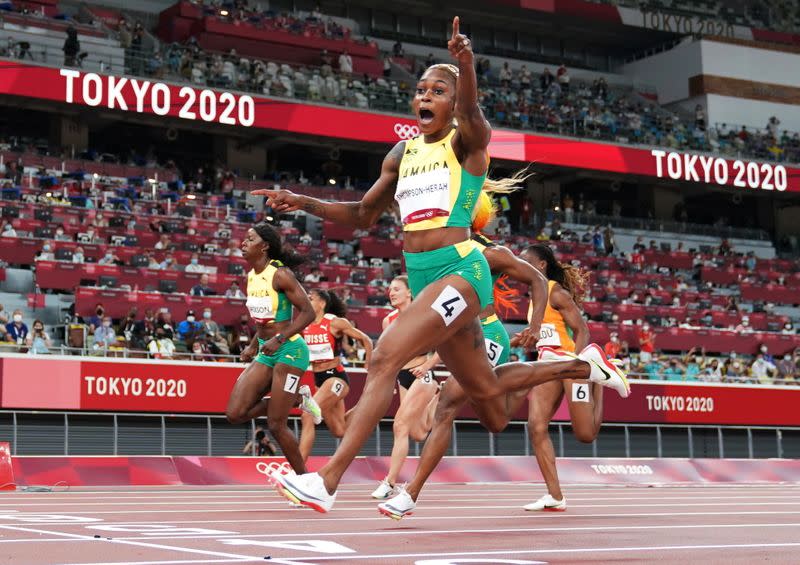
[
  {"left": 255, "top": 461, "right": 284, "bottom": 476},
  {"left": 394, "top": 123, "right": 420, "bottom": 139}
]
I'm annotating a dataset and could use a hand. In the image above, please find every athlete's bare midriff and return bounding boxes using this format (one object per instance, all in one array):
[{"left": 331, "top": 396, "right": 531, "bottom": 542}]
[
  {"left": 402, "top": 226, "right": 470, "bottom": 253},
  {"left": 255, "top": 319, "right": 292, "bottom": 341}
]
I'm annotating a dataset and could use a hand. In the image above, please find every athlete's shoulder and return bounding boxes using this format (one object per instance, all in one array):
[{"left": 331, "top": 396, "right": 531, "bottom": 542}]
[{"left": 323, "top": 313, "right": 337, "bottom": 321}]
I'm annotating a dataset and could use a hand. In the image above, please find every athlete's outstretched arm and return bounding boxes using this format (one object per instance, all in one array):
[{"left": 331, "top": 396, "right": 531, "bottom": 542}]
[
  {"left": 251, "top": 142, "right": 403, "bottom": 228},
  {"left": 486, "top": 245, "right": 547, "bottom": 349},
  {"left": 448, "top": 16, "right": 490, "bottom": 153},
  {"left": 551, "top": 284, "right": 590, "bottom": 351},
  {"left": 332, "top": 317, "right": 374, "bottom": 367}
]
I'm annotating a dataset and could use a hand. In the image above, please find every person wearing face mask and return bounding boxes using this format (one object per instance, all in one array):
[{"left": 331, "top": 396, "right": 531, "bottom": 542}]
[
  {"left": 750, "top": 352, "right": 777, "bottom": 385},
  {"left": 87, "top": 304, "right": 105, "bottom": 332},
  {"left": 148, "top": 325, "right": 176, "bottom": 359},
  {"left": 703, "top": 358, "right": 723, "bottom": 382},
  {"left": 26, "top": 319, "right": 52, "bottom": 355},
  {"left": 72, "top": 247, "right": 85, "bottom": 264},
  {"left": 84, "top": 227, "right": 99, "bottom": 244},
  {"left": 638, "top": 323, "right": 655, "bottom": 364},
  {"left": 229, "top": 315, "right": 255, "bottom": 356},
  {"left": 725, "top": 352, "right": 745, "bottom": 383},
  {"left": 93, "top": 316, "right": 117, "bottom": 352},
  {"left": 159, "top": 253, "right": 178, "bottom": 271},
  {"left": 177, "top": 309, "right": 203, "bottom": 346},
  {"left": 201, "top": 308, "right": 230, "bottom": 355},
  {"left": 36, "top": 241, "right": 55, "bottom": 261},
  {"left": 735, "top": 315, "right": 753, "bottom": 333},
  {"left": 184, "top": 252, "right": 205, "bottom": 273},
  {"left": 225, "top": 281, "right": 245, "bottom": 298},
  {"left": 5, "top": 310, "right": 28, "bottom": 347},
  {"left": 2, "top": 223, "right": 17, "bottom": 237},
  {"left": 776, "top": 353, "right": 796, "bottom": 384},
  {"left": 98, "top": 250, "right": 120, "bottom": 266},
  {"left": 682, "top": 347, "right": 705, "bottom": 381},
  {"left": 604, "top": 332, "right": 621, "bottom": 359},
  {"left": 781, "top": 322, "right": 795, "bottom": 335}
]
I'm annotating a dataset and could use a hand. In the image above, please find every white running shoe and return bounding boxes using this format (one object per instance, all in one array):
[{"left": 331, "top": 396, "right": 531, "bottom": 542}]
[
  {"left": 298, "top": 384, "right": 323, "bottom": 425},
  {"left": 578, "top": 343, "right": 631, "bottom": 398},
  {"left": 538, "top": 346, "right": 578, "bottom": 362},
  {"left": 378, "top": 486, "right": 416, "bottom": 520},
  {"left": 275, "top": 472, "right": 336, "bottom": 513},
  {"left": 523, "top": 493, "right": 567, "bottom": 512},
  {"left": 370, "top": 478, "right": 395, "bottom": 499}
]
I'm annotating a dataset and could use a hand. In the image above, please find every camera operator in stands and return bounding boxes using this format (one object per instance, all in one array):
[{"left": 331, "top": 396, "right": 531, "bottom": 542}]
[{"left": 242, "top": 426, "right": 277, "bottom": 456}]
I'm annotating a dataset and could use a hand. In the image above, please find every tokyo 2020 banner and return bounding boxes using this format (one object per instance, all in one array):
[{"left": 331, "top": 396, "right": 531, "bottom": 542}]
[
  {"left": 0, "top": 61, "right": 797, "bottom": 192},
  {"left": 1, "top": 354, "right": 799, "bottom": 426}
]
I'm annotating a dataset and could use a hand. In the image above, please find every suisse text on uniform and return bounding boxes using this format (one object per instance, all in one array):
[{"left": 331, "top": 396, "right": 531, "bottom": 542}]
[
  {"left": 84, "top": 376, "right": 187, "bottom": 398},
  {"left": 60, "top": 70, "right": 255, "bottom": 127},
  {"left": 651, "top": 149, "right": 787, "bottom": 191}
]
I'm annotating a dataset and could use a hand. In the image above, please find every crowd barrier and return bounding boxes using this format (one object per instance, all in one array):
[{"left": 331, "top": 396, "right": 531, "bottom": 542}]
[
  {"left": 7, "top": 454, "right": 800, "bottom": 488},
  {"left": 3, "top": 354, "right": 800, "bottom": 425}
]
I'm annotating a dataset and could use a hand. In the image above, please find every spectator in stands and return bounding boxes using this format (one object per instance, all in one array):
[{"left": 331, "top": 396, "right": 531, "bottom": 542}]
[
  {"left": 54, "top": 226, "right": 71, "bottom": 241},
  {"left": 683, "top": 348, "right": 705, "bottom": 382},
  {"left": 702, "top": 358, "right": 723, "bottom": 382},
  {"left": 782, "top": 322, "right": 795, "bottom": 335},
  {"left": 2, "top": 222, "right": 17, "bottom": 237},
  {"left": 557, "top": 63, "right": 570, "bottom": 93},
  {"left": 392, "top": 40, "right": 404, "bottom": 57},
  {"left": 200, "top": 307, "right": 229, "bottom": 355},
  {"left": 133, "top": 309, "right": 157, "bottom": 346},
  {"left": 535, "top": 228, "right": 550, "bottom": 242},
  {"left": 719, "top": 238, "right": 733, "bottom": 256},
  {"left": 725, "top": 353, "right": 747, "bottom": 383},
  {"left": 93, "top": 316, "right": 117, "bottom": 352},
  {"left": 338, "top": 50, "right": 352, "bottom": 75},
  {"left": 119, "top": 308, "right": 140, "bottom": 349},
  {"left": 499, "top": 62, "right": 512, "bottom": 88},
  {"left": 0, "top": 304, "right": 7, "bottom": 329},
  {"left": 735, "top": 315, "right": 753, "bottom": 333},
  {"left": 87, "top": 304, "right": 105, "bottom": 333},
  {"left": 155, "top": 234, "right": 172, "bottom": 250},
  {"left": 519, "top": 64, "right": 532, "bottom": 89},
  {"left": 190, "top": 273, "right": 215, "bottom": 296},
  {"left": 98, "top": 250, "right": 121, "bottom": 266},
  {"left": 26, "top": 319, "right": 52, "bottom": 355},
  {"left": 751, "top": 352, "right": 777, "bottom": 384},
  {"left": 638, "top": 323, "right": 656, "bottom": 364},
  {"left": 382, "top": 54, "right": 391, "bottom": 77},
  {"left": 63, "top": 26, "right": 80, "bottom": 67},
  {"left": 776, "top": 353, "right": 796, "bottom": 383},
  {"left": 694, "top": 105, "right": 706, "bottom": 131},
  {"left": 5, "top": 309, "right": 28, "bottom": 347},
  {"left": 224, "top": 239, "right": 243, "bottom": 257},
  {"left": 177, "top": 309, "right": 203, "bottom": 346},
  {"left": 35, "top": 241, "right": 55, "bottom": 262},
  {"left": 725, "top": 296, "right": 740, "bottom": 313},
  {"left": 604, "top": 332, "right": 621, "bottom": 359},
  {"left": 304, "top": 268, "right": 324, "bottom": 283},
  {"left": 642, "top": 353, "right": 663, "bottom": 380},
  {"left": 148, "top": 326, "right": 176, "bottom": 359},
  {"left": 591, "top": 228, "right": 604, "bottom": 255},
  {"left": 603, "top": 225, "right": 615, "bottom": 255},
  {"left": 662, "top": 358, "right": 684, "bottom": 381},
  {"left": 82, "top": 226, "right": 101, "bottom": 245},
  {"left": 159, "top": 253, "right": 179, "bottom": 271},
  {"left": 540, "top": 67, "right": 554, "bottom": 91},
  {"left": 229, "top": 314, "right": 255, "bottom": 357},
  {"left": 185, "top": 252, "right": 206, "bottom": 273},
  {"left": 225, "top": 281, "right": 245, "bottom": 298}
]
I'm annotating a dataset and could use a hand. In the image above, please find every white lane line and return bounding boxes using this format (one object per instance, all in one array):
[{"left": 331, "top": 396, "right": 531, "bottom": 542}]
[
  {"left": 58, "top": 560, "right": 254, "bottom": 565},
  {"left": 266, "top": 542, "right": 800, "bottom": 561},
  {"left": 94, "top": 522, "right": 800, "bottom": 542},
  {"left": 0, "top": 525, "right": 263, "bottom": 562},
  {"left": 3, "top": 494, "right": 798, "bottom": 505}
]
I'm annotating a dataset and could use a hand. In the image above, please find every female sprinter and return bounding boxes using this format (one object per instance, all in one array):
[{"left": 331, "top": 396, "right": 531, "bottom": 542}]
[
  {"left": 521, "top": 243, "right": 600, "bottom": 512},
  {"left": 299, "top": 289, "right": 373, "bottom": 461},
  {"left": 370, "top": 275, "right": 441, "bottom": 499},
  {"left": 378, "top": 193, "right": 550, "bottom": 518},
  {"left": 225, "top": 221, "right": 322, "bottom": 476},
  {"left": 256, "top": 17, "right": 629, "bottom": 513}
]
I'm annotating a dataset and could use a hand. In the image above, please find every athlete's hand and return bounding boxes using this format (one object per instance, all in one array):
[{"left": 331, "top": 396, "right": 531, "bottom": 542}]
[
  {"left": 260, "top": 337, "right": 281, "bottom": 356},
  {"left": 240, "top": 345, "right": 257, "bottom": 363},
  {"left": 411, "top": 364, "right": 431, "bottom": 379},
  {"left": 448, "top": 16, "right": 473, "bottom": 63},
  {"left": 251, "top": 188, "right": 302, "bottom": 213},
  {"left": 511, "top": 324, "right": 539, "bottom": 349}
]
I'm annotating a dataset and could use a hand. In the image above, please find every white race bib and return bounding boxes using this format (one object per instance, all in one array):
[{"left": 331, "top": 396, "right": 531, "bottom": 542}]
[
  {"left": 307, "top": 343, "right": 334, "bottom": 362},
  {"left": 537, "top": 323, "right": 562, "bottom": 347},
  {"left": 246, "top": 296, "right": 274, "bottom": 322},
  {"left": 395, "top": 167, "right": 451, "bottom": 225},
  {"left": 484, "top": 338, "right": 505, "bottom": 367}
]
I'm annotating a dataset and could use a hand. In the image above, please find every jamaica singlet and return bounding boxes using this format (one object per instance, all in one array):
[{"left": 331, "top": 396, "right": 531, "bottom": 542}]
[
  {"left": 528, "top": 280, "right": 575, "bottom": 353},
  {"left": 246, "top": 260, "right": 292, "bottom": 324},
  {"left": 395, "top": 129, "right": 486, "bottom": 231}
]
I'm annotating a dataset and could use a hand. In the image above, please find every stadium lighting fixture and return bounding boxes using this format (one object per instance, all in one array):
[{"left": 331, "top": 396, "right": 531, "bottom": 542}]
[
  {"left": 186, "top": 194, "right": 196, "bottom": 200},
  {"left": 328, "top": 178, "right": 336, "bottom": 185},
  {"left": 220, "top": 9, "right": 229, "bottom": 16}
]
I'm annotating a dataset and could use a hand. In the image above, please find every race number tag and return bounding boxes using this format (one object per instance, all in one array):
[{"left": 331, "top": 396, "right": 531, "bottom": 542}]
[
  {"left": 484, "top": 338, "right": 505, "bottom": 367},
  {"left": 572, "top": 383, "right": 590, "bottom": 403},
  {"left": 331, "top": 380, "right": 345, "bottom": 396},
  {"left": 431, "top": 285, "right": 467, "bottom": 327},
  {"left": 283, "top": 373, "right": 300, "bottom": 394},
  {"left": 537, "top": 323, "right": 562, "bottom": 347}
]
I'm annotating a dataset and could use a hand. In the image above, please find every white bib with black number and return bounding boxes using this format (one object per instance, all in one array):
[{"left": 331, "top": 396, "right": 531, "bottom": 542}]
[
  {"left": 485, "top": 338, "right": 505, "bottom": 367},
  {"left": 537, "top": 323, "right": 562, "bottom": 348}
]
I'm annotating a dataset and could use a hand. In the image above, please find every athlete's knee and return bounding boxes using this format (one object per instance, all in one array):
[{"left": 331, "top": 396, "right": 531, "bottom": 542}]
[
  {"left": 482, "top": 416, "right": 507, "bottom": 434},
  {"left": 328, "top": 419, "right": 346, "bottom": 438},
  {"left": 266, "top": 416, "right": 289, "bottom": 436},
  {"left": 530, "top": 420, "right": 550, "bottom": 442},
  {"left": 225, "top": 406, "right": 247, "bottom": 425},
  {"left": 572, "top": 423, "right": 598, "bottom": 444},
  {"left": 392, "top": 417, "right": 410, "bottom": 435},
  {"left": 369, "top": 347, "right": 407, "bottom": 378},
  {"left": 409, "top": 427, "right": 430, "bottom": 442}
]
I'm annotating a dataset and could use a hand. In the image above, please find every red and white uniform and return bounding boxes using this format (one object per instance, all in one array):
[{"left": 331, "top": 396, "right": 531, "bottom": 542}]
[
  {"left": 385, "top": 309, "right": 400, "bottom": 326},
  {"left": 303, "top": 313, "right": 337, "bottom": 362}
]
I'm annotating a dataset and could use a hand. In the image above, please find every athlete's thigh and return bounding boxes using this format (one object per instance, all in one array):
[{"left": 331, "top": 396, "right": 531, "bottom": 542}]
[
  {"left": 315, "top": 378, "right": 349, "bottom": 412},
  {"left": 267, "top": 363, "right": 304, "bottom": 419},
  {"left": 227, "top": 362, "right": 272, "bottom": 410},
  {"left": 396, "top": 376, "right": 438, "bottom": 421},
  {"left": 434, "top": 316, "right": 497, "bottom": 400},
  {"left": 529, "top": 379, "right": 565, "bottom": 427},
  {"left": 375, "top": 275, "right": 482, "bottom": 364}
]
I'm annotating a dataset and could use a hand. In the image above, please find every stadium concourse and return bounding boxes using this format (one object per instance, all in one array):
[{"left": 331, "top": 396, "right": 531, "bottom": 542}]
[{"left": 1, "top": 0, "right": 800, "bottom": 562}]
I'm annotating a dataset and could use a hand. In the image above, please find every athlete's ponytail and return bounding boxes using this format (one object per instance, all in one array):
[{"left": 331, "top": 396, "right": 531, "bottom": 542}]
[
  {"left": 253, "top": 221, "right": 304, "bottom": 269},
  {"left": 524, "top": 243, "right": 588, "bottom": 305},
  {"left": 313, "top": 289, "right": 348, "bottom": 318},
  {"left": 481, "top": 168, "right": 532, "bottom": 195}
]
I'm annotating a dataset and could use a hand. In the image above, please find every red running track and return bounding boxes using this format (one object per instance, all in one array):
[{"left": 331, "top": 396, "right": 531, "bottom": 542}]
[{"left": 2, "top": 482, "right": 800, "bottom": 564}]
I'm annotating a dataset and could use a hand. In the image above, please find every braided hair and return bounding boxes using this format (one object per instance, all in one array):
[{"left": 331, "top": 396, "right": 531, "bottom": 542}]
[
  {"left": 253, "top": 221, "right": 304, "bottom": 269},
  {"left": 524, "top": 243, "right": 588, "bottom": 305}
]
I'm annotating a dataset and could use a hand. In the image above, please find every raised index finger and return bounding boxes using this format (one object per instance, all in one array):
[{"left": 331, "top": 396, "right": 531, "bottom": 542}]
[
  {"left": 451, "top": 16, "right": 459, "bottom": 40},
  {"left": 251, "top": 189, "right": 277, "bottom": 196}
]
